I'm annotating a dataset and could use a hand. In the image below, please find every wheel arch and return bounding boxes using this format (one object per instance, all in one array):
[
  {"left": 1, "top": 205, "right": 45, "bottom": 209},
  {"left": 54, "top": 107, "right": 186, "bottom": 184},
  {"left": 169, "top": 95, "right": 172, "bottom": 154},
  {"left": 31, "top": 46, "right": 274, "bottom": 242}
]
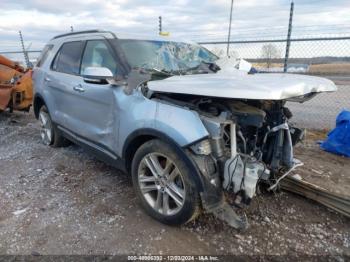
[
  {"left": 33, "top": 94, "right": 46, "bottom": 119},
  {"left": 122, "top": 128, "right": 204, "bottom": 192}
]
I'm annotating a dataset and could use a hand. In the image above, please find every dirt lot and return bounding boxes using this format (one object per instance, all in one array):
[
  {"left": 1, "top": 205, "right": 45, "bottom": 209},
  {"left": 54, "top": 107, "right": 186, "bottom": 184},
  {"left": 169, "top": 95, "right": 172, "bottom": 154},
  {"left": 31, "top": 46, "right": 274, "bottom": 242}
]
[
  {"left": 0, "top": 111, "right": 349, "bottom": 258},
  {"left": 308, "top": 64, "right": 350, "bottom": 76},
  {"left": 251, "top": 63, "right": 350, "bottom": 76}
]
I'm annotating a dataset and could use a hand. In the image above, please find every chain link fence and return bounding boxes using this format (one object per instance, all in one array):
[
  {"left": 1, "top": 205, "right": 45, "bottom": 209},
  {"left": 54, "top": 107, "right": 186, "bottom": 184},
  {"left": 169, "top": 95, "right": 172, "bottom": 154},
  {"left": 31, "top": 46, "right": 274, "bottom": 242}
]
[
  {"left": 1, "top": 37, "right": 349, "bottom": 130},
  {"left": 0, "top": 50, "right": 41, "bottom": 66},
  {"left": 201, "top": 37, "right": 350, "bottom": 130}
]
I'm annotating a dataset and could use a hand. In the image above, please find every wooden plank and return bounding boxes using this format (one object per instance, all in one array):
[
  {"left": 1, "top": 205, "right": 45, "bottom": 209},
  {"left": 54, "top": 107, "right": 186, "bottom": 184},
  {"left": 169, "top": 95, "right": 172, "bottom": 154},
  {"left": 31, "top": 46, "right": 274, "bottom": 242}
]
[{"left": 281, "top": 176, "right": 350, "bottom": 218}]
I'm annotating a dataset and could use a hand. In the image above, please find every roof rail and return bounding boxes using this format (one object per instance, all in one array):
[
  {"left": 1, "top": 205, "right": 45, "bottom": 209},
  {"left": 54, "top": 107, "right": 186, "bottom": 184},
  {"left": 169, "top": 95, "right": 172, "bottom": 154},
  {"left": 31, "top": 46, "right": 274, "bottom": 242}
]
[{"left": 51, "top": 30, "right": 117, "bottom": 40}]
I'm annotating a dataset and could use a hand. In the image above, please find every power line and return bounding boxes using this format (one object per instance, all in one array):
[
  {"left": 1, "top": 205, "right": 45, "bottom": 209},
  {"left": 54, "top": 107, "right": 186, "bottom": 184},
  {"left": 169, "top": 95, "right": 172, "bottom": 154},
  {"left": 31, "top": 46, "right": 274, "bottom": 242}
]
[
  {"left": 181, "top": 28, "right": 350, "bottom": 40},
  {"left": 167, "top": 24, "right": 350, "bottom": 36},
  {"left": 176, "top": 24, "right": 350, "bottom": 32}
]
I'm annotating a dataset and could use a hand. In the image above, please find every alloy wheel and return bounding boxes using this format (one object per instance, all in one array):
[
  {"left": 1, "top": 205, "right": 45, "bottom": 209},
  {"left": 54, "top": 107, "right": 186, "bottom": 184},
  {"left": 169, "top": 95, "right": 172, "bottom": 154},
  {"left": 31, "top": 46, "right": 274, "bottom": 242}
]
[
  {"left": 138, "top": 152, "right": 186, "bottom": 216},
  {"left": 39, "top": 110, "right": 53, "bottom": 145}
]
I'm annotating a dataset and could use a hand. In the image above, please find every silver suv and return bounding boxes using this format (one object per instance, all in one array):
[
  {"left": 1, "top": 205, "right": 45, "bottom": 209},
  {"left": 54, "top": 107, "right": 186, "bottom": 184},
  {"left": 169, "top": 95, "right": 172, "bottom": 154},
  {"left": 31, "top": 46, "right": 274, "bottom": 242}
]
[{"left": 33, "top": 30, "right": 336, "bottom": 229}]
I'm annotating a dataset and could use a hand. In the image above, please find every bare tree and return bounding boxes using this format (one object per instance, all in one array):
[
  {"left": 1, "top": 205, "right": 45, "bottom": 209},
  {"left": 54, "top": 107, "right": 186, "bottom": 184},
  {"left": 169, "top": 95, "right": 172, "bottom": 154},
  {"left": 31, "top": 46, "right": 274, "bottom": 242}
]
[{"left": 261, "top": 44, "right": 280, "bottom": 69}]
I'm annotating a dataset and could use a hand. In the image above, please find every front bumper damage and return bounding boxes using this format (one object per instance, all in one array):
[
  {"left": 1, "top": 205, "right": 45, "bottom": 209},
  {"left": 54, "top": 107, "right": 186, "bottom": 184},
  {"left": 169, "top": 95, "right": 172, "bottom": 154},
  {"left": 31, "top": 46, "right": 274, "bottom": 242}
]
[
  {"left": 187, "top": 120, "right": 305, "bottom": 230},
  {"left": 187, "top": 150, "right": 249, "bottom": 230},
  {"left": 268, "top": 159, "right": 304, "bottom": 191}
]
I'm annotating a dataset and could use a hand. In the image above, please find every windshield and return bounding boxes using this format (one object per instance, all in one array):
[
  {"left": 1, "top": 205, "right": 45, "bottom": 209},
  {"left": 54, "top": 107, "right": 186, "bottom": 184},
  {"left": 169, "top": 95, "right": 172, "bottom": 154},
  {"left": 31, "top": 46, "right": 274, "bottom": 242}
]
[{"left": 117, "top": 39, "right": 218, "bottom": 73}]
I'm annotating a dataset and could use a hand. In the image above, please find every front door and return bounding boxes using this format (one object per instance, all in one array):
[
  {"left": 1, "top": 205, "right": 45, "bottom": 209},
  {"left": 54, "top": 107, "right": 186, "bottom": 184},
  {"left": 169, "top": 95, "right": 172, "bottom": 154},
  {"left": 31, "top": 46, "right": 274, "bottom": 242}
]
[{"left": 48, "top": 39, "right": 120, "bottom": 156}]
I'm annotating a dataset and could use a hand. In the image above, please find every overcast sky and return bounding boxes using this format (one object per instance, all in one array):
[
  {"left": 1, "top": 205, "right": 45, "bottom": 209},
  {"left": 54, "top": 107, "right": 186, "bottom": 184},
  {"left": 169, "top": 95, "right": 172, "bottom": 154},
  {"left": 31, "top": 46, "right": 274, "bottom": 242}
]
[{"left": 1, "top": 0, "right": 350, "bottom": 52}]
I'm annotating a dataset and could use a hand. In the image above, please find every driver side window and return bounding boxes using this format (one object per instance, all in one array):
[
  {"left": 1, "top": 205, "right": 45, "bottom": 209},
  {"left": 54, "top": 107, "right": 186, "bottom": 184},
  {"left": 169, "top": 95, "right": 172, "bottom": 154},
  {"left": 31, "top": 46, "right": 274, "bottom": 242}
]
[{"left": 81, "top": 40, "right": 118, "bottom": 75}]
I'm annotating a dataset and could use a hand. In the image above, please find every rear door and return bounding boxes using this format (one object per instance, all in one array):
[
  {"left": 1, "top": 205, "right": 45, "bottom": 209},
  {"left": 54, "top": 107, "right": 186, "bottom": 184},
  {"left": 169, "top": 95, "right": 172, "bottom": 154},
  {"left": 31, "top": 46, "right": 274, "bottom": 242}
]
[
  {"left": 45, "top": 41, "right": 85, "bottom": 127},
  {"left": 32, "top": 44, "right": 54, "bottom": 100}
]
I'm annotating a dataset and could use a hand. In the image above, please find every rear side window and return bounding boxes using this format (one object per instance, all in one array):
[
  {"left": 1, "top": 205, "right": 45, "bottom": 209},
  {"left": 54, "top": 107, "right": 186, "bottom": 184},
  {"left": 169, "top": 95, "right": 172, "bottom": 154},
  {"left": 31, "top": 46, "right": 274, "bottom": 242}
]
[
  {"left": 52, "top": 41, "right": 84, "bottom": 75},
  {"left": 36, "top": 44, "right": 53, "bottom": 67}
]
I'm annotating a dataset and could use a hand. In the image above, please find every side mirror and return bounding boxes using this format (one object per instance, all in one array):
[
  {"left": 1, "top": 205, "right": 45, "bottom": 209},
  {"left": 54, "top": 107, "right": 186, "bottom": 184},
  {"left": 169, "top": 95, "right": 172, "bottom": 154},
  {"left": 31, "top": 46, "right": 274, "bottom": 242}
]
[{"left": 82, "top": 67, "right": 113, "bottom": 84}]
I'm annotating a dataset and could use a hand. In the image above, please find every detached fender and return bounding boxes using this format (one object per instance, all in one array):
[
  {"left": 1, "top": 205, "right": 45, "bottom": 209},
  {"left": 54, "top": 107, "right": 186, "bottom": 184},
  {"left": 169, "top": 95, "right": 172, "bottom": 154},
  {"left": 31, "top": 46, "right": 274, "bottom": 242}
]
[
  {"left": 117, "top": 92, "right": 209, "bottom": 153},
  {"left": 119, "top": 94, "right": 222, "bottom": 205},
  {"left": 154, "top": 101, "right": 209, "bottom": 147}
]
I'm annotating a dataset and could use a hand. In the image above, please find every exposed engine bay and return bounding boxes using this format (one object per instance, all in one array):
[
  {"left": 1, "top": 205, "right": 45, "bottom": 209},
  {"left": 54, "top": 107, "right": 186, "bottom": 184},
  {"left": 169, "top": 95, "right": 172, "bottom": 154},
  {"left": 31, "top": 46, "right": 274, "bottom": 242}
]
[
  {"left": 150, "top": 92, "right": 305, "bottom": 221},
  {"left": 123, "top": 52, "right": 336, "bottom": 229}
]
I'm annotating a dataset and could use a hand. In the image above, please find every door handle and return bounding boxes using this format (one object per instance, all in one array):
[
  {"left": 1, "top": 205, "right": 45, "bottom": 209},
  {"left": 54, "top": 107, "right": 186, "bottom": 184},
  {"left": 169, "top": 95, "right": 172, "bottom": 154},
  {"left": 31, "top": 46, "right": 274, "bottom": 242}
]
[
  {"left": 44, "top": 77, "right": 51, "bottom": 82},
  {"left": 73, "top": 84, "right": 85, "bottom": 93}
]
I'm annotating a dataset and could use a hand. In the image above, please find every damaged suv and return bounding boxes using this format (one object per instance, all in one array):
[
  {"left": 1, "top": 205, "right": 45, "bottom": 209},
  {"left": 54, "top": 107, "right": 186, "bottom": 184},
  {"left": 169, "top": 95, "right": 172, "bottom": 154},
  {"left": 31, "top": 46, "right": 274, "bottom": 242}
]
[{"left": 33, "top": 30, "right": 336, "bottom": 229}]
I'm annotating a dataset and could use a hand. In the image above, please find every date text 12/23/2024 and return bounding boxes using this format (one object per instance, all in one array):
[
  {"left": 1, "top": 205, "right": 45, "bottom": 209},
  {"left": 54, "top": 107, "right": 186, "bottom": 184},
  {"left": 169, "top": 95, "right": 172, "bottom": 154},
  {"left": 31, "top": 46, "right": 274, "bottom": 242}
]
[{"left": 127, "top": 255, "right": 219, "bottom": 261}]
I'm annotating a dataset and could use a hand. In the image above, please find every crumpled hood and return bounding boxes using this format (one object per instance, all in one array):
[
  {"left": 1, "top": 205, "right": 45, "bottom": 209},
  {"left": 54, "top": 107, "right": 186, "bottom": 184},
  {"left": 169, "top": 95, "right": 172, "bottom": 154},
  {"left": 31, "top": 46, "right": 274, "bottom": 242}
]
[{"left": 147, "top": 71, "right": 337, "bottom": 100}]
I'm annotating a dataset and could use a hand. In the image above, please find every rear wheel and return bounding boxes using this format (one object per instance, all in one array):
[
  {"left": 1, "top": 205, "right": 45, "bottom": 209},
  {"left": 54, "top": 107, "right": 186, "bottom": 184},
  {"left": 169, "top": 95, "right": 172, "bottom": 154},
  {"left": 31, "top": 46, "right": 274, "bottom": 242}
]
[
  {"left": 131, "top": 139, "right": 200, "bottom": 225},
  {"left": 39, "top": 106, "right": 69, "bottom": 147}
]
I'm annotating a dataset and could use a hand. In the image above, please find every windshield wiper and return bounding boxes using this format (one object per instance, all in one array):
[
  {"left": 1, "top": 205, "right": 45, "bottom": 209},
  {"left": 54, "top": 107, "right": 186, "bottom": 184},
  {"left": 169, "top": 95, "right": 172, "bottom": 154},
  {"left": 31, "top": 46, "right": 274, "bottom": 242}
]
[
  {"left": 150, "top": 68, "right": 174, "bottom": 76},
  {"left": 181, "top": 61, "right": 221, "bottom": 74},
  {"left": 137, "top": 67, "right": 174, "bottom": 76}
]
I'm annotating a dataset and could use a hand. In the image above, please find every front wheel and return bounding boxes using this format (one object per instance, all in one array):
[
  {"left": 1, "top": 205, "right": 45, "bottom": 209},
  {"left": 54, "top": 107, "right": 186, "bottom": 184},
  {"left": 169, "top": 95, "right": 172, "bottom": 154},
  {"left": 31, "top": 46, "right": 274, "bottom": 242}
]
[{"left": 131, "top": 139, "right": 200, "bottom": 225}]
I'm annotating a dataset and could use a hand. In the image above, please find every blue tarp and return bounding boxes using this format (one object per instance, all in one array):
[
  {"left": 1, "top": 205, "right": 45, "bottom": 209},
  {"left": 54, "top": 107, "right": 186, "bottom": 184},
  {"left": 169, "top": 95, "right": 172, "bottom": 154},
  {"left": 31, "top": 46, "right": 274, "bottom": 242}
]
[{"left": 321, "top": 110, "right": 350, "bottom": 157}]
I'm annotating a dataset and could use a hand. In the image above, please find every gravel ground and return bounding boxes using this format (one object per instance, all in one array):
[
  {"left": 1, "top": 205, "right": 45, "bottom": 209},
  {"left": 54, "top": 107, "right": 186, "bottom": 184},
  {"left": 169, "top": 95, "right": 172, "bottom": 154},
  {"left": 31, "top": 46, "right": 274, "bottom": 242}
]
[
  {"left": 0, "top": 111, "right": 349, "bottom": 258},
  {"left": 293, "top": 131, "right": 350, "bottom": 197}
]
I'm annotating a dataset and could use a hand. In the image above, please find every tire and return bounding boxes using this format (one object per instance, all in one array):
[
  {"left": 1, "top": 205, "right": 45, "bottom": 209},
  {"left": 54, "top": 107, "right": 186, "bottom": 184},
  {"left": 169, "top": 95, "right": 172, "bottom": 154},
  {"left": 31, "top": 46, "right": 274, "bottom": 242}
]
[
  {"left": 131, "top": 139, "right": 200, "bottom": 225},
  {"left": 38, "top": 105, "right": 70, "bottom": 147}
]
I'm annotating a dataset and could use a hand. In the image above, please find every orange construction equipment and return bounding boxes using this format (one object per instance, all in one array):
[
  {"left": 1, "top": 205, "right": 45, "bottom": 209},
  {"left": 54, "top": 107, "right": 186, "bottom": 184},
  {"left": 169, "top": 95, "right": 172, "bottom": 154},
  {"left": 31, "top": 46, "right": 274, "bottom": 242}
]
[{"left": 0, "top": 54, "right": 33, "bottom": 112}]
